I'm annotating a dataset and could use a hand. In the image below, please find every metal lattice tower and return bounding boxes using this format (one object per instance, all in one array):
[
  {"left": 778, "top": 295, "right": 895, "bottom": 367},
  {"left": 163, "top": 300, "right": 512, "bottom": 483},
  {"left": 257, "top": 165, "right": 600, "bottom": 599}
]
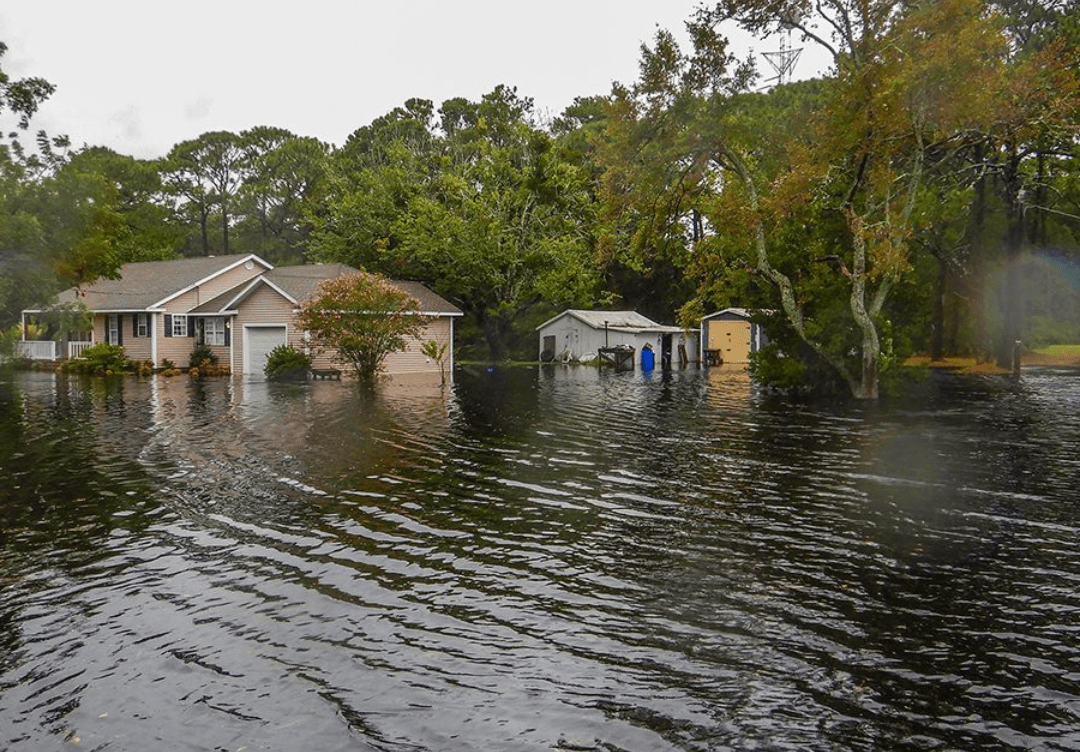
[{"left": 761, "top": 35, "right": 803, "bottom": 88}]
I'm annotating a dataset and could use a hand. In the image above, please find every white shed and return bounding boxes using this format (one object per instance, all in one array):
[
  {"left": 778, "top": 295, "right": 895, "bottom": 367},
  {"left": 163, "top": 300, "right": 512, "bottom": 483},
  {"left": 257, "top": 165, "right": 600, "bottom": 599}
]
[{"left": 536, "top": 310, "right": 699, "bottom": 369}]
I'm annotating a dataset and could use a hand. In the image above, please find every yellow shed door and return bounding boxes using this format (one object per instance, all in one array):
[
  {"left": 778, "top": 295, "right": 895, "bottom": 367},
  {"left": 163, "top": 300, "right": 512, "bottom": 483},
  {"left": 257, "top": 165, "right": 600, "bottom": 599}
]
[{"left": 709, "top": 320, "right": 752, "bottom": 363}]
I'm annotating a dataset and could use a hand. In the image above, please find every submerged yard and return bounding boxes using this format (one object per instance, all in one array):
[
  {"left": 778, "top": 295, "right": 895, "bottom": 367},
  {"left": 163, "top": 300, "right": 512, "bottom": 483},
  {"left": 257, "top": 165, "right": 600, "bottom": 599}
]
[{"left": 2, "top": 365, "right": 1079, "bottom": 750}]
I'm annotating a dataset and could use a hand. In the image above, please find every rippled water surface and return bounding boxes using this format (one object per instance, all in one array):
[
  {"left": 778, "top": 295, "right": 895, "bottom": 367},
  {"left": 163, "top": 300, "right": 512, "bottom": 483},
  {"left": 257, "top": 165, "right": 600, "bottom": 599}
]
[{"left": 2, "top": 366, "right": 1080, "bottom": 751}]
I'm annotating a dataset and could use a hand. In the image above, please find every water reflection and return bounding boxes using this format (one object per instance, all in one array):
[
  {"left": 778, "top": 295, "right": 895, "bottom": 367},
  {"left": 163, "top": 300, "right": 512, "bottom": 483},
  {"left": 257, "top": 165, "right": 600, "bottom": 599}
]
[{"left": 1, "top": 367, "right": 1079, "bottom": 750}]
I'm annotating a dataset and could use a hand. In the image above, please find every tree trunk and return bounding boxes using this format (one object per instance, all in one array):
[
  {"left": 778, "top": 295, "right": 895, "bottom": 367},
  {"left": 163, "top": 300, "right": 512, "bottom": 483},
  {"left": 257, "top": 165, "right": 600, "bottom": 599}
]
[
  {"left": 221, "top": 203, "right": 230, "bottom": 255},
  {"left": 931, "top": 248, "right": 947, "bottom": 361},
  {"left": 479, "top": 312, "right": 510, "bottom": 361},
  {"left": 857, "top": 336, "right": 879, "bottom": 401},
  {"left": 996, "top": 152, "right": 1025, "bottom": 369}
]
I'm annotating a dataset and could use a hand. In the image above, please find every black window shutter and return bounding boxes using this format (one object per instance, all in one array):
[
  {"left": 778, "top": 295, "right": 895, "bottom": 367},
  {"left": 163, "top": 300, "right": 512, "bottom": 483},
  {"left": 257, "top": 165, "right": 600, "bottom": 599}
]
[
  {"left": 116, "top": 316, "right": 123, "bottom": 345},
  {"left": 164, "top": 314, "right": 172, "bottom": 337},
  {"left": 189, "top": 316, "right": 196, "bottom": 338}
]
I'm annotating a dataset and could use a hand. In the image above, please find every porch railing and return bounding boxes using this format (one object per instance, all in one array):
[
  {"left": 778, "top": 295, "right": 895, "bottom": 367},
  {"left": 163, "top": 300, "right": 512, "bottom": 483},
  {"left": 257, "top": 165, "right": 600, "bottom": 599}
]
[
  {"left": 16, "top": 340, "right": 57, "bottom": 360},
  {"left": 68, "top": 341, "right": 94, "bottom": 359}
]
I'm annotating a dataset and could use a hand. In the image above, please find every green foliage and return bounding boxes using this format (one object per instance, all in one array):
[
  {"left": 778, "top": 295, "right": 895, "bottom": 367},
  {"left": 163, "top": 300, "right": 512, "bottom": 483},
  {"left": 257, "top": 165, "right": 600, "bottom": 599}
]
[
  {"left": 62, "top": 343, "right": 133, "bottom": 375},
  {"left": 422, "top": 339, "right": 449, "bottom": 383},
  {"left": 297, "top": 271, "right": 427, "bottom": 385},
  {"left": 188, "top": 344, "right": 218, "bottom": 369},
  {"left": 264, "top": 344, "right": 312, "bottom": 381},
  {"left": 0, "top": 324, "right": 27, "bottom": 364},
  {"left": 187, "top": 344, "right": 228, "bottom": 377},
  {"left": 311, "top": 87, "right": 602, "bottom": 359}
]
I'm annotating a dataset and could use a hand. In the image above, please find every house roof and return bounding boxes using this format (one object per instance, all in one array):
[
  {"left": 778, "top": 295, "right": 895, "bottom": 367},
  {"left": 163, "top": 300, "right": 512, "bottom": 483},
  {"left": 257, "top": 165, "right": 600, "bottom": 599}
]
[
  {"left": 536, "top": 309, "right": 683, "bottom": 333},
  {"left": 34, "top": 254, "right": 462, "bottom": 320},
  {"left": 50, "top": 254, "right": 271, "bottom": 312},
  {"left": 191, "top": 264, "right": 463, "bottom": 317},
  {"left": 390, "top": 280, "right": 463, "bottom": 316}
]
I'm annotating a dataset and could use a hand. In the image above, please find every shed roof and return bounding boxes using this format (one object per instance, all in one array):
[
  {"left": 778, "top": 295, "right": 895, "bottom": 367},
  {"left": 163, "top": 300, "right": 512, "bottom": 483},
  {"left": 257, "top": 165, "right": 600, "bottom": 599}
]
[
  {"left": 702, "top": 307, "right": 752, "bottom": 321},
  {"left": 537, "top": 309, "right": 658, "bottom": 331}
]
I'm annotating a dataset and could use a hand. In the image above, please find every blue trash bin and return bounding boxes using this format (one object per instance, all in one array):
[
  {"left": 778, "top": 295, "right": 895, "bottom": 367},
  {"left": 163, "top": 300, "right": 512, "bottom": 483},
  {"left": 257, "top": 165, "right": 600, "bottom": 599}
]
[{"left": 641, "top": 347, "right": 654, "bottom": 371}]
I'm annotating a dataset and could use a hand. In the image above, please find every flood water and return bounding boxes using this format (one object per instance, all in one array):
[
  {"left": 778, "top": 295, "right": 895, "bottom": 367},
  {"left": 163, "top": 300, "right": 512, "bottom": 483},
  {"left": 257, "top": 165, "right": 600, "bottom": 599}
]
[{"left": 1, "top": 365, "right": 1079, "bottom": 751}]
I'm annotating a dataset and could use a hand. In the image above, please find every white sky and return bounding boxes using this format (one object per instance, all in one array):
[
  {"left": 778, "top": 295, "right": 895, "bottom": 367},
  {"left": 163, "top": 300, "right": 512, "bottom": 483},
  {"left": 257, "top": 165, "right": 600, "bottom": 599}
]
[{"left": 1, "top": 1, "right": 829, "bottom": 160}]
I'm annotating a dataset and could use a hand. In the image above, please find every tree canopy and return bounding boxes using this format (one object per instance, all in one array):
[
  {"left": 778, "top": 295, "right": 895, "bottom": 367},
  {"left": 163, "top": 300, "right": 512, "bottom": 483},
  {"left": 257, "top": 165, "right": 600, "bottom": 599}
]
[{"left": 3, "top": 15, "right": 1080, "bottom": 393}]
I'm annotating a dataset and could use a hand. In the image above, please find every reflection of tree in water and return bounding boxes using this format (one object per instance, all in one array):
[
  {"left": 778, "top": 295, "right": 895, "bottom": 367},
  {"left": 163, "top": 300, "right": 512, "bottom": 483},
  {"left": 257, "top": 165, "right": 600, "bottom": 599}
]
[
  {"left": 452, "top": 366, "right": 541, "bottom": 439},
  {"left": 0, "top": 375, "right": 160, "bottom": 558},
  {"left": 0, "top": 374, "right": 166, "bottom": 715}
]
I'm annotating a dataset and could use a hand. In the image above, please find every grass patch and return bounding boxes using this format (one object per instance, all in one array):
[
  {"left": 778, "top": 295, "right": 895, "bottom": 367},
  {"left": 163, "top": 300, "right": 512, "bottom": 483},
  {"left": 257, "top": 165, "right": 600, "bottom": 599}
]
[
  {"left": 905, "top": 344, "right": 1080, "bottom": 372},
  {"left": 903, "top": 355, "right": 1011, "bottom": 374},
  {"left": 1034, "top": 344, "right": 1080, "bottom": 358}
]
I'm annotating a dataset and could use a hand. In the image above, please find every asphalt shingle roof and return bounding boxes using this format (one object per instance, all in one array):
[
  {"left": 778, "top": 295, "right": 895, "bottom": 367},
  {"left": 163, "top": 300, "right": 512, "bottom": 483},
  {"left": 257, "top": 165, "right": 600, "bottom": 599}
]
[
  {"left": 47, "top": 256, "right": 461, "bottom": 318},
  {"left": 53, "top": 254, "right": 270, "bottom": 311}
]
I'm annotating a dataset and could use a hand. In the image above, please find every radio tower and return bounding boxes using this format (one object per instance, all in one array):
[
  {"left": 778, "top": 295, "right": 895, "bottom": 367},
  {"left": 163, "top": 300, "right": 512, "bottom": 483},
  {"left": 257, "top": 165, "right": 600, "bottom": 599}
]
[{"left": 761, "top": 34, "right": 803, "bottom": 88}]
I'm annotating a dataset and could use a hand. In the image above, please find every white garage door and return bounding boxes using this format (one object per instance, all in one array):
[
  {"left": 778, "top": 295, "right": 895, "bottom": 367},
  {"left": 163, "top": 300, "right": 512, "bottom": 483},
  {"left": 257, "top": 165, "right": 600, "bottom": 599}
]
[{"left": 245, "top": 326, "right": 288, "bottom": 375}]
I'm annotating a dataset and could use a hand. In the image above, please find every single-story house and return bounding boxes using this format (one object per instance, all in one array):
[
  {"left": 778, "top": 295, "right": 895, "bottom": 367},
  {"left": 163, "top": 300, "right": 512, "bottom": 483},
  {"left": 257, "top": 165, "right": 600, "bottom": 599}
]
[
  {"left": 21, "top": 254, "right": 462, "bottom": 377},
  {"left": 536, "top": 309, "right": 699, "bottom": 369},
  {"left": 700, "top": 308, "right": 769, "bottom": 365}
]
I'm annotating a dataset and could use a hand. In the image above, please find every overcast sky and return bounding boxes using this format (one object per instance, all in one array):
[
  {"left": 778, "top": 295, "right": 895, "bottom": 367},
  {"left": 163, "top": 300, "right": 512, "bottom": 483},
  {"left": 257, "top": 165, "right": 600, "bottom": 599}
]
[{"left": 1, "top": 1, "right": 827, "bottom": 160}]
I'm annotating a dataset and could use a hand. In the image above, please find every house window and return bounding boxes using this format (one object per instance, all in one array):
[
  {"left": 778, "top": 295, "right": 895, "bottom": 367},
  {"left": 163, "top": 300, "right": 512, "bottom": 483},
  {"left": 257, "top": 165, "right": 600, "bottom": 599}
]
[
  {"left": 107, "top": 314, "right": 120, "bottom": 345},
  {"left": 136, "top": 313, "right": 149, "bottom": 338},
  {"left": 203, "top": 317, "right": 226, "bottom": 346},
  {"left": 171, "top": 314, "right": 188, "bottom": 337}
]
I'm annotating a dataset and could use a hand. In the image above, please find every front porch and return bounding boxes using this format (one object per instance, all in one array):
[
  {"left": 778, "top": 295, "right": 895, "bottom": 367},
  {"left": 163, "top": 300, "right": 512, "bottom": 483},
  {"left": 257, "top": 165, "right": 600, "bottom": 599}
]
[{"left": 14, "top": 340, "right": 94, "bottom": 361}]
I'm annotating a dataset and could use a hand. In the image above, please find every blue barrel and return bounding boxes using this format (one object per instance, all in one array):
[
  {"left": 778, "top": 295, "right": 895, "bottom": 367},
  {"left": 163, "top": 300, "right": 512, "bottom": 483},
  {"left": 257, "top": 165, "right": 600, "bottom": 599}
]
[{"left": 641, "top": 347, "right": 654, "bottom": 371}]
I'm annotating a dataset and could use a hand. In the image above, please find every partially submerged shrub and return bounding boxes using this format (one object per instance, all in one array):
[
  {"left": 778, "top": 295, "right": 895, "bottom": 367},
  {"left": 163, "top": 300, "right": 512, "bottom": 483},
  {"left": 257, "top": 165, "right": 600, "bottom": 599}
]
[
  {"left": 62, "top": 343, "right": 134, "bottom": 375},
  {"left": 189, "top": 345, "right": 218, "bottom": 369},
  {"left": 265, "top": 344, "right": 311, "bottom": 381},
  {"left": 188, "top": 345, "right": 229, "bottom": 376}
]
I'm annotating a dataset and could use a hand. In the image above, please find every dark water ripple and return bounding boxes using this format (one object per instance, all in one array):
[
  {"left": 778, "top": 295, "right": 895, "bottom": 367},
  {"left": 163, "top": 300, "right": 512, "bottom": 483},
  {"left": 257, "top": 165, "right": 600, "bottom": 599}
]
[{"left": 2, "top": 367, "right": 1080, "bottom": 750}]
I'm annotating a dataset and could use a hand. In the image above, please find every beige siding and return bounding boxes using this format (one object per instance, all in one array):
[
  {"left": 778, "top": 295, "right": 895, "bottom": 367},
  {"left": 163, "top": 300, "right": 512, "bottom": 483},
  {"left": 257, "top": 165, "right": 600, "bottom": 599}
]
[
  {"left": 306, "top": 315, "right": 453, "bottom": 375},
  {"left": 161, "top": 261, "right": 266, "bottom": 310},
  {"left": 122, "top": 315, "right": 153, "bottom": 363},
  {"left": 311, "top": 317, "right": 453, "bottom": 377},
  {"left": 156, "top": 313, "right": 199, "bottom": 367},
  {"left": 232, "top": 286, "right": 295, "bottom": 375},
  {"left": 91, "top": 314, "right": 153, "bottom": 363},
  {"left": 383, "top": 318, "right": 453, "bottom": 375}
]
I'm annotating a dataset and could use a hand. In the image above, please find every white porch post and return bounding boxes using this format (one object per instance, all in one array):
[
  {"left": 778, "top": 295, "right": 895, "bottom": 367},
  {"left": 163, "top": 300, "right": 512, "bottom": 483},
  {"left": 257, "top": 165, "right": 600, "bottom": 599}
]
[{"left": 151, "top": 312, "right": 158, "bottom": 365}]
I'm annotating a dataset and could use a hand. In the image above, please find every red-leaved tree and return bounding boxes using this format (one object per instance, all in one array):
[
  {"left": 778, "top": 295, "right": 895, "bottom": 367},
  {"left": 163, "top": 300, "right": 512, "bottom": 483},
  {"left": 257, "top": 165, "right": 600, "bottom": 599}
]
[{"left": 298, "top": 272, "right": 427, "bottom": 385}]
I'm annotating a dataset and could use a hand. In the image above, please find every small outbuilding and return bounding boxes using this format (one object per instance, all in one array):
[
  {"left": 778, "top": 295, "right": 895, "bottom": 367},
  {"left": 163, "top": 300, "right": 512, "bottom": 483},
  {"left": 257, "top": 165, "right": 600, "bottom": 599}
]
[
  {"left": 700, "top": 308, "right": 769, "bottom": 365},
  {"left": 536, "top": 309, "right": 698, "bottom": 370}
]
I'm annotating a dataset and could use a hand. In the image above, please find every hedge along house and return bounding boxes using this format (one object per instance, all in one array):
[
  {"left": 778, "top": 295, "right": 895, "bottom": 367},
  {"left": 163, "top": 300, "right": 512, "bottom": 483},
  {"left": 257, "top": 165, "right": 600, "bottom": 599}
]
[
  {"left": 22, "top": 255, "right": 462, "bottom": 378},
  {"left": 536, "top": 309, "right": 699, "bottom": 369},
  {"left": 191, "top": 263, "right": 462, "bottom": 376},
  {"left": 700, "top": 308, "right": 770, "bottom": 365}
]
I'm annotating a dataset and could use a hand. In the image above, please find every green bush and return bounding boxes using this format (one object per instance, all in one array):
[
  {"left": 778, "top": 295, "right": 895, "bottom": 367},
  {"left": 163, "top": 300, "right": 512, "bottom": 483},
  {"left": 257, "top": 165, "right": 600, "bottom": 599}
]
[
  {"left": 265, "top": 344, "right": 311, "bottom": 381},
  {"left": 188, "top": 344, "right": 219, "bottom": 369},
  {"left": 187, "top": 345, "right": 229, "bottom": 377},
  {"left": 62, "top": 343, "right": 133, "bottom": 375}
]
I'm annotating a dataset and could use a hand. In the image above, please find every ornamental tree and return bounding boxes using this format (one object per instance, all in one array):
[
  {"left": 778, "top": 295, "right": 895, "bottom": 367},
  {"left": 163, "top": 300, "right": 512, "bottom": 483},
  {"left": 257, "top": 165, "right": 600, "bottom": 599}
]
[{"left": 297, "top": 272, "right": 427, "bottom": 385}]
